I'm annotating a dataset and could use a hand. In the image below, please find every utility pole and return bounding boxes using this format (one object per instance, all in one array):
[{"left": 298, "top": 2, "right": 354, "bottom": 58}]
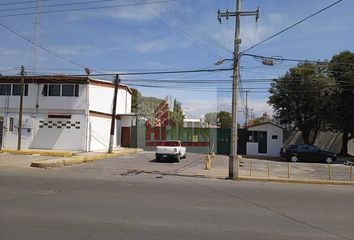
[
  {"left": 250, "top": 108, "right": 255, "bottom": 119},
  {"left": 218, "top": 1, "right": 259, "bottom": 180},
  {"left": 108, "top": 75, "right": 120, "bottom": 153},
  {"left": 245, "top": 90, "right": 250, "bottom": 127},
  {"left": 17, "top": 65, "right": 25, "bottom": 150}
]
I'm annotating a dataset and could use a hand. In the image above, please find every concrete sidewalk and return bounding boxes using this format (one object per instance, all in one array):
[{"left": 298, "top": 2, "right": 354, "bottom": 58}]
[
  {"left": 0, "top": 148, "right": 75, "bottom": 157},
  {"left": 0, "top": 147, "right": 143, "bottom": 168},
  {"left": 31, "top": 148, "right": 143, "bottom": 168},
  {"left": 166, "top": 153, "right": 354, "bottom": 186},
  {"left": 30, "top": 148, "right": 143, "bottom": 168}
]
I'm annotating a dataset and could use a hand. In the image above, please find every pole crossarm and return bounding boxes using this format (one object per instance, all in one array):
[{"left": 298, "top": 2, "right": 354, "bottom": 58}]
[{"left": 218, "top": 7, "right": 259, "bottom": 24}]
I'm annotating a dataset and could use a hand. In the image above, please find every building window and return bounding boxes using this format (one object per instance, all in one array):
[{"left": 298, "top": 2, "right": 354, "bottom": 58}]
[
  {"left": 0, "top": 84, "right": 11, "bottom": 95},
  {"left": 9, "top": 117, "right": 14, "bottom": 132},
  {"left": 48, "top": 114, "right": 71, "bottom": 119},
  {"left": 62, "top": 84, "right": 73, "bottom": 96},
  {"left": 74, "top": 84, "right": 79, "bottom": 97},
  {"left": 49, "top": 84, "right": 60, "bottom": 96},
  {"left": 42, "top": 84, "right": 79, "bottom": 97},
  {"left": 272, "top": 135, "right": 278, "bottom": 140},
  {"left": 42, "top": 84, "right": 48, "bottom": 96},
  {"left": 62, "top": 84, "right": 79, "bottom": 97},
  {"left": 12, "top": 84, "right": 28, "bottom": 96}
]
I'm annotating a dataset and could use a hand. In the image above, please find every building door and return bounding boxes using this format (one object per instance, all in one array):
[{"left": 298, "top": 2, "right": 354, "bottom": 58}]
[
  {"left": 121, "top": 127, "right": 131, "bottom": 147},
  {"left": 258, "top": 131, "right": 267, "bottom": 154},
  {"left": 0, "top": 119, "right": 3, "bottom": 150}
]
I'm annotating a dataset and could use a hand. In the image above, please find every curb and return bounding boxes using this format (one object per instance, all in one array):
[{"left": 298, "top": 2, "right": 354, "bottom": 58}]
[
  {"left": 0, "top": 149, "right": 75, "bottom": 158},
  {"left": 238, "top": 176, "right": 354, "bottom": 186},
  {"left": 31, "top": 148, "right": 143, "bottom": 168}
]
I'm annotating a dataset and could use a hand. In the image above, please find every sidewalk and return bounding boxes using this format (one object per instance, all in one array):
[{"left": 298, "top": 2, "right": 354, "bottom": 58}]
[
  {"left": 203, "top": 155, "right": 354, "bottom": 185},
  {"left": 31, "top": 148, "right": 143, "bottom": 168},
  {"left": 0, "top": 147, "right": 143, "bottom": 168}
]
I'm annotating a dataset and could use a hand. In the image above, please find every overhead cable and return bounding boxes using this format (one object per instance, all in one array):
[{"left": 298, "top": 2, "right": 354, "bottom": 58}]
[{"left": 242, "top": 0, "right": 344, "bottom": 53}]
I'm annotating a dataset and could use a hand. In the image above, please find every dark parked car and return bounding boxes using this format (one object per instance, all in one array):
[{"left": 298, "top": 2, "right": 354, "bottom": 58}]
[{"left": 280, "top": 144, "right": 336, "bottom": 163}]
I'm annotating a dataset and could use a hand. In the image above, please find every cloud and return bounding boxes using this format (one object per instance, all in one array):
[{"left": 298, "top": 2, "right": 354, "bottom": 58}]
[
  {"left": 135, "top": 38, "right": 171, "bottom": 53},
  {"left": 0, "top": 48, "right": 27, "bottom": 57},
  {"left": 50, "top": 45, "right": 121, "bottom": 57},
  {"left": 99, "top": 1, "right": 166, "bottom": 22},
  {"left": 249, "top": 97, "right": 273, "bottom": 116},
  {"left": 182, "top": 96, "right": 231, "bottom": 118}
]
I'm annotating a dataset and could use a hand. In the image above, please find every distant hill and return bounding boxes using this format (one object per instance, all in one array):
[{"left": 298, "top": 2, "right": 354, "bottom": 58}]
[{"left": 131, "top": 88, "right": 166, "bottom": 120}]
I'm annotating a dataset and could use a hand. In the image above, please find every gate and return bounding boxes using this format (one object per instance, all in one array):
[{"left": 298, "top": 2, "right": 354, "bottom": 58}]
[
  {"left": 217, "top": 128, "right": 248, "bottom": 155},
  {"left": 217, "top": 128, "right": 231, "bottom": 155}
]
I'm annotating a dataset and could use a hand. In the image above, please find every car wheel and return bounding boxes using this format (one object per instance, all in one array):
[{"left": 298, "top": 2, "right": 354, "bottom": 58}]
[
  {"left": 176, "top": 154, "right": 181, "bottom": 162},
  {"left": 156, "top": 157, "right": 160, "bottom": 162},
  {"left": 290, "top": 155, "right": 298, "bottom": 163},
  {"left": 325, "top": 157, "right": 333, "bottom": 164},
  {"left": 183, "top": 153, "right": 187, "bottom": 159}
]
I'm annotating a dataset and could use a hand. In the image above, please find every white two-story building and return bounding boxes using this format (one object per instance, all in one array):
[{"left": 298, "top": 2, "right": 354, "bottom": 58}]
[{"left": 0, "top": 75, "right": 133, "bottom": 151}]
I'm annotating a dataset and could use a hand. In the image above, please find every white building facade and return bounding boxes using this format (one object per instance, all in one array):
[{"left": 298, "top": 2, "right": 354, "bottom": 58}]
[
  {"left": 246, "top": 122, "right": 284, "bottom": 156},
  {"left": 0, "top": 76, "right": 133, "bottom": 151}
]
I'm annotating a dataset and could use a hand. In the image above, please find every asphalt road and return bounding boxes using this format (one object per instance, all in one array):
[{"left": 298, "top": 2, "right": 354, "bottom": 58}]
[{"left": 1, "top": 153, "right": 354, "bottom": 240}]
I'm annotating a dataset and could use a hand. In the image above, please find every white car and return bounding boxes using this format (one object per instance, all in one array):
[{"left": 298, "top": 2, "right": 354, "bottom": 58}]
[{"left": 155, "top": 140, "right": 187, "bottom": 162}]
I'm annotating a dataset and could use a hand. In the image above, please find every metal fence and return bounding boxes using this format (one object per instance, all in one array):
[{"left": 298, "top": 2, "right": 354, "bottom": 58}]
[{"left": 239, "top": 159, "right": 353, "bottom": 181}]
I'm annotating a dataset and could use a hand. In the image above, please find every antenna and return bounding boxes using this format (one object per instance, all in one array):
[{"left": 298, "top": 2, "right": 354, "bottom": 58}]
[{"left": 32, "top": 0, "right": 40, "bottom": 75}]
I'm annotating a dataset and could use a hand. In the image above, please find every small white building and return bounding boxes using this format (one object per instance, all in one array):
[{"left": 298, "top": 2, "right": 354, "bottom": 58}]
[
  {"left": 246, "top": 122, "right": 284, "bottom": 156},
  {"left": 183, "top": 118, "right": 208, "bottom": 128},
  {"left": 0, "top": 75, "right": 133, "bottom": 151}
]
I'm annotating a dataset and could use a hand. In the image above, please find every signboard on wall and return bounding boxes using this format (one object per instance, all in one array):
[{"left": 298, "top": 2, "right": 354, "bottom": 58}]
[{"left": 13, "top": 117, "right": 33, "bottom": 139}]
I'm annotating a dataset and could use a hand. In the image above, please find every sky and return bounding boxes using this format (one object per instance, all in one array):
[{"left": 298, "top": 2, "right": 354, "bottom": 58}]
[{"left": 0, "top": 0, "right": 353, "bottom": 124}]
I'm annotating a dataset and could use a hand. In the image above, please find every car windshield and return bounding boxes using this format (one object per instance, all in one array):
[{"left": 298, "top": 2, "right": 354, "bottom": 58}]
[{"left": 162, "top": 141, "right": 180, "bottom": 146}]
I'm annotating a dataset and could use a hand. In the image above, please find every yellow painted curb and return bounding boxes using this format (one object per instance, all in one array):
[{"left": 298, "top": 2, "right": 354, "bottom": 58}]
[
  {"left": 239, "top": 176, "right": 354, "bottom": 186},
  {"left": 1, "top": 149, "right": 75, "bottom": 157},
  {"left": 31, "top": 148, "right": 143, "bottom": 168},
  {"left": 31, "top": 159, "right": 65, "bottom": 168}
]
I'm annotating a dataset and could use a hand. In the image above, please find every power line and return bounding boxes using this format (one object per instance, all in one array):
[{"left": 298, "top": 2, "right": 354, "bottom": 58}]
[
  {"left": 0, "top": 0, "right": 55, "bottom": 7},
  {"left": 159, "top": 3, "right": 232, "bottom": 54},
  {"left": 0, "top": 19, "right": 95, "bottom": 71},
  {"left": 138, "top": 1, "right": 223, "bottom": 59},
  {"left": 19, "top": 67, "right": 232, "bottom": 78},
  {"left": 123, "top": 82, "right": 354, "bottom": 93},
  {"left": 242, "top": 0, "right": 344, "bottom": 53},
  {"left": 0, "top": 0, "right": 131, "bottom": 12},
  {"left": 0, "top": 0, "right": 181, "bottom": 18}
]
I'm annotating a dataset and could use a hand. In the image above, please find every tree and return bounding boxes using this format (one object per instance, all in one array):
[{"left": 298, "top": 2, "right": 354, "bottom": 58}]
[
  {"left": 131, "top": 88, "right": 141, "bottom": 113},
  {"left": 268, "top": 63, "right": 336, "bottom": 145},
  {"left": 329, "top": 51, "right": 354, "bottom": 156},
  {"left": 204, "top": 112, "right": 218, "bottom": 125},
  {"left": 217, "top": 111, "right": 232, "bottom": 128},
  {"left": 169, "top": 98, "right": 185, "bottom": 139},
  {"left": 247, "top": 112, "right": 270, "bottom": 126},
  {"left": 169, "top": 98, "right": 184, "bottom": 127}
]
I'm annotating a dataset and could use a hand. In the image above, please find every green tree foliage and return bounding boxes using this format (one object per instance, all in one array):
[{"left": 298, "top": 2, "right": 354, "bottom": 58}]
[
  {"left": 329, "top": 51, "right": 354, "bottom": 155},
  {"left": 204, "top": 112, "right": 218, "bottom": 125},
  {"left": 268, "top": 63, "right": 336, "bottom": 145},
  {"left": 217, "top": 111, "right": 232, "bottom": 129},
  {"left": 169, "top": 98, "right": 184, "bottom": 127},
  {"left": 131, "top": 88, "right": 141, "bottom": 113}
]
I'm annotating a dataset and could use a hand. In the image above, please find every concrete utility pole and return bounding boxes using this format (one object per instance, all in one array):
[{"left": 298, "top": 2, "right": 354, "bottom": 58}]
[
  {"left": 108, "top": 75, "right": 120, "bottom": 153},
  {"left": 245, "top": 90, "right": 250, "bottom": 127},
  {"left": 17, "top": 65, "right": 25, "bottom": 150},
  {"left": 218, "top": 0, "right": 259, "bottom": 180}
]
